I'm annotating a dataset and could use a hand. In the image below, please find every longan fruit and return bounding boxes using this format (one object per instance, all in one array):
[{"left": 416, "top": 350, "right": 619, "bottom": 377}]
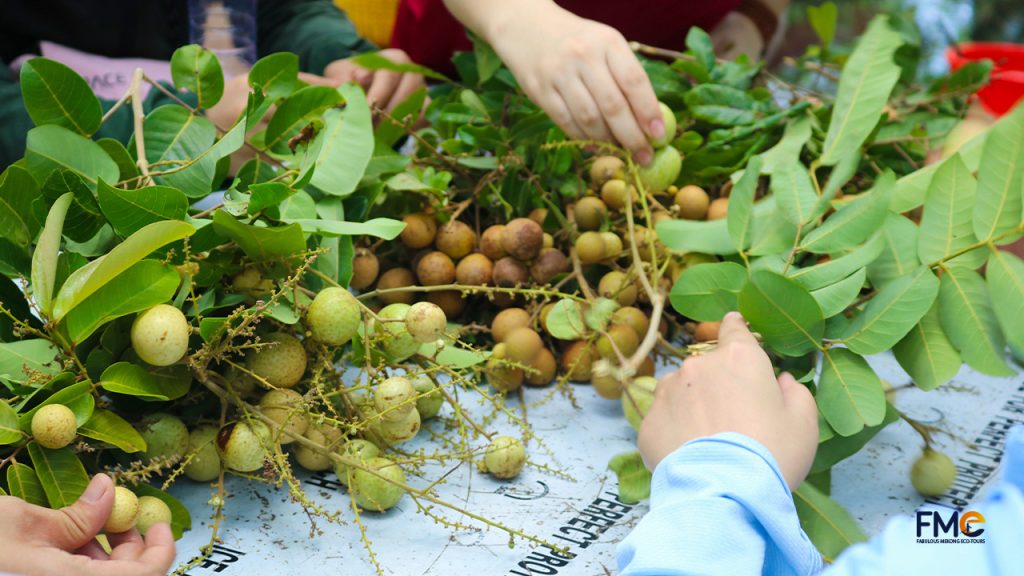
[
  {"left": 592, "top": 370, "right": 624, "bottom": 400},
  {"left": 435, "top": 220, "right": 476, "bottom": 259},
  {"left": 486, "top": 343, "right": 524, "bottom": 392},
  {"left": 376, "top": 268, "right": 416, "bottom": 305},
  {"left": 575, "top": 231, "right": 607, "bottom": 264},
  {"left": 650, "top": 102, "right": 677, "bottom": 148},
  {"left": 629, "top": 226, "right": 664, "bottom": 263},
  {"left": 400, "top": 212, "right": 437, "bottom": 249},
  {"left": 350, "top": 456, "right": 406, "bottom": 511},
  {"left": 597, "top": 325, "right": 640, "bottom": 360},
  {"left": 405, "top": 301, "right": 447, "bottom": 343},
  {"left": 427, "top": 290, "right": 466, "bottom": 318},
  {"left": 611, "top": 306, "right": 649, "bottom": 339},
  {"left": 561, "top": 340, "right": 595, "bottom": 382},
  {"left": 258, "top": 389, "right": 308, "bottom": 444},
  {"left": 910, "top": 449, "right": 957, "bottom": 497},
  {"left": 529, "top": 250, "right": 569, "bottom": 285},
  {"left": 455, "top": 253, "right": 493, "bottom": 286},
  {"left": 131, "top": 304, "right": 190, "bottom": 367},
  {"left": 598, "top": 271, "right": 638, "bottom": 307},
  {"left": 31, "top": 404, "right": 78, "bottom": 449},
  {"left": 491, "top": 308, "right": 531, "bottom": 342},
  {"left": 707, "top": 198, "right": 729, "bottom": 221},
  {"left": 542, "top": 233, "right": 554, "bottom": 249},
  {"left": 573, "top": 196, "right": 607, "bottom": 231},
  {"left": 480, "top": 225, "right": 508, "bottom": 260},
  {"left": 525, "top": 348, "right": 557, "bottom": 386},
  {"left": 504, "top": 327, "right": 543, "bottom": 364},
  {"left": 674, "top": 185, "right": 710, "bottom": 220},
  {"left": 650, "top": 210, "right": 673, "bottom": 226},
  {"left": 416, "top": 251, "right": 456, "bottom": 286},
  {"left": 600, "top": 180, "right": 635, "bottom": 211},
  {"left": 104, "top": 487, "right": 140, "bottom": 533},
  {"left": 502, "top": 218, "right": 544, "bottom": 261},
  {"left": 350, "top": 248, "right": 379, "bottom": 290},
  {"left": 638, "top": 355, "right": 656, "bottom": 377},
  {"left": 483, "top": 436, "right": 526, "bottom": 479},
  {"left": 539, "top": 302, "right": 556, "bottom": 335},
  {"left": 589, "top": 156, "right": 625, "bottom": 188},
  {"left": 136, "top": 496, "right": 172, "bottom": 535},
  {"left": 246, "top": 332, "right": 307, "bottom": 389},
  {"left": 693, "top": 321, "right": 720, "bottom": 342},
  {"left": 599, "top": 232, "right": 624, "bottom": 260},
  {"left": 492, "top": 257, "right": 529, "bottom": 287},
  {"left": 528, "top": 207, "right": 548, "bottom": 226}
]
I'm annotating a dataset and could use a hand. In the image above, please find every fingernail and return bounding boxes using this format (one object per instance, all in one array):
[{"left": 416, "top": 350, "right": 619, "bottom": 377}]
[
  {"left": 649, "top": 118, "right": 665, "bottom": 138},
  {"left": 724, "top": 311, "right": 743, "bottom": 321},
  {"left": 635, "top": 149, "right": 652, "bottom": 166},
  {"left": 81, "top": 474, "right": 109, "bottom": 503}
]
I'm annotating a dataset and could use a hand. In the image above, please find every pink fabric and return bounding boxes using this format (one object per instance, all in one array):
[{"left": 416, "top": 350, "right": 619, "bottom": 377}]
[{"left": 21, "top": 41, "right": 174, "bottom": 100}]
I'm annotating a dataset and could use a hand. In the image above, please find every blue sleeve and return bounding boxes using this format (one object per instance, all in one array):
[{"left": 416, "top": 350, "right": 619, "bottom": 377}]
[{"left": 616, "top": 433, "right": 824, "bottom": 576}]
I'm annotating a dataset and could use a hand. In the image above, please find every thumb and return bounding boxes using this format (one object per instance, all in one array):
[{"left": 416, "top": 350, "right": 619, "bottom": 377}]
[
  {"left": 42, "top": 474, "right": 115, "bottom": 550},
  {"left": 778, "top": 372, "right": 818, "bottom": 435}
]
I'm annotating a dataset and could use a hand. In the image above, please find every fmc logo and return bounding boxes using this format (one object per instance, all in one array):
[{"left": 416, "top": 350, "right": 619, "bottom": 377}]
[{"left": 915, "top": 510, "right": 986, "bottom": 543}]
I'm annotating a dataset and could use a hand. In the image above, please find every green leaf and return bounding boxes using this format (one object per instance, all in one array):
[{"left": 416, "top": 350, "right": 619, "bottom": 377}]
[
  {"left": 727, "top": 156, "right": 763, "bottom": 252},
  {"left": 546, "top": 299, "right": 587, "bottom": 340},
  {"left": 0, "top": 164, "right": 42, "bottom": 248},
  {"left": 7, "top": 463, "right": 47, "bottom": 506},
  {"left": 658, "top": 197, "right": 776, "bottom": 255},
  {"left": 420, "top": 342, "right": 489, "bottom": 369},
  {"left": 97, "top": 138, "right": 140, "bottom": 184},
  {"left": 608, "top": 451, "right": 652, "bottom": 504},
  {"left": 893, "top": 303, "right": 961, "bottom": 391},
  {"left": 310, "top": 85, "right": 374, "bottom": 197},
  {"left": 758, "top": 114, "right": 812, "bottom": 175},
  {"left": 807, "top": 2, "right": 838, "bottom": 46},
  {"left": 685, "top": 27, "right": 716, "bottom": 72},
  {"left": 917, "top": 155, "right": 984, "bottom": 267},
  {"left": 810, "top": 268, "right": 866, "bottom": 318},
  {"left": 812, "top": 402, "right": 898, "bottom": 474},
  {"left": 867, "top": 214, "right": 920, "bottom": 288},
  {"left": 248, "top": 182, "right": 294, "bottom": 215},
  {"left": 771, "top": 158, "right": 818, "bottom": 227},
  {"left": 39, "top": 170, "right": 105, "bottom": 242},
  {"left": 820, "top": 17, "right": 903, "bottom": 165},
  {"left": 584, "top": 298, "right": 620, "bottom": 332},
  {"left": 100, "top": 362, "right": 191, "bottom": 401},
  {"left": 19, "top": 381, "right": 95, "bottom": 432},
  {"left": 0, "top": 339, "right": 61, "bottom": 383},
  {"left": 249, "top": 52, "right": 300, "bottom": 100},
  {"left": 840, "top": 266, "right": 939, "bottom": 355},
  {"left": 791, "top": 233, "right": 885, "bottom": 291},
  {"left": 292, "top": 218, "right": 405, "bottom": 240},
  {"left": 670, "top": 262, "right": 746, "bottom": 321},
  {"left": 170, "top": 45, "right": 224, "bottom": 109},
  {"left": 52, "top": 220, "right": 195, "bottom": 321},
  {"left": 794, "top": 482, "right": 867, "bottom": 562},
  {"left": 27, "top": 443, "right": 90, "bottom": 509},
  {"left": 349, "top": 52, "right": 452, "bottom": 82},
  {"left": 818, "top": 348, "right": 886, "bottom": 436},
  {"left": 212, "top": 211, "right": 306, "bottom": 261},
  {"left": 0, "top": 400, "right": 22, "bottom": 444},
  {"left": 986, "top": 249, "right": 1024, "bottom": 353},
  {"left": 973, "top": 102, "right": 1024, "bottom": 243},
  {"left": 31, "top": 192, "right": 73, "bottom": 316},
  {"left": 738, "top": 270, "right": 824, "bottom": 356},
  {"left": 20, "top": 58, "right": 102, "bottom": 136},
  {"left": 132, "top": 483, "right": 192, "bottom": 539},
  {"left": 376, "top": 86, "right": 428, "bottom": 147},
  {"left": 61, "top": 260, "right": 180, "bottom": 343},
  {"left": 24, "top": 125, "right": 118, "bottom": 189},
  {"left": 938, "top": 266, "right": 1013, "bottom": 376},
  {"left": 142, "top": 106, "right": 217, "bottom": 197},
  {"left": 264, "top": 86, "right": 342, "bottom": 151},
  {"left": 97, "top": 180, "right": 189, "bottom": 237},
  {"left": 78, "top": 410, "right": 147, "bottom": 453},
  {"left": 800, "top": 173, "right": 892, "bottom": 254}
]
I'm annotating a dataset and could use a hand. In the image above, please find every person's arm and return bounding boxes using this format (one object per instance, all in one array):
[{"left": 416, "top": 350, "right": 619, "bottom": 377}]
[{"left": 443, "top": 0, "right": 664, "bottom": 165}]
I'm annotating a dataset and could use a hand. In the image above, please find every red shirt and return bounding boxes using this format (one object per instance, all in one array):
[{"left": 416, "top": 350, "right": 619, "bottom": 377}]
[{"left": 391, "top": 0, "right": 742, "bottom": 75}]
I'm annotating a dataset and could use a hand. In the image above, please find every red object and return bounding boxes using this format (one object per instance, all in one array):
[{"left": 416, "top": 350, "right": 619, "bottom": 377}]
[
  {"left": 392, "top": 0, "right": 741, "bottom": 76},
  {"left": 947, "top": 42, "right": 1024, "bottom": 117}
]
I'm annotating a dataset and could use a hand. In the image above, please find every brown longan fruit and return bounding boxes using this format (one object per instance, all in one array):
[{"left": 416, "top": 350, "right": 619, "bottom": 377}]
[
  {"left": 650, "top": 210, "right": 673, "bottom": 226},
  {"left": 492, "top": 257, "right": 529, "bottom": 288},
  {"left": 590, "top": 156, "right": 625, "bottom": 187},
  {"left": 598, "top": 271, "right": 638, "bottom": 306},
  {"left": 592, "top": 372, "right": 624, "bottom": 400},
  {"left": 707, "top": 198, "right": 729, "bottom": 221},
  {"left": 561, "top": 340, "right": 595, "bottom": 382},
  {"left": 575, "top": 231, "right": 606, "bottom": 264},
  {"left": 435, "top": 220, "right": 476, "bottom": 259},
  {"left": 530, "top": 250, "right": 569, "bottom": 285},
  {"left": 693, "top": 321, "right": 720, "bottom": 342},
  {"left": 486, "top": 343, "right": 524, "bottom": 392},
  {"left": 629, "top": 226, "right": 665, "bottom": 263},
  {"left": 674, "top": 185, "right": 710, "bottom": 220},
  {"left": 502, "top": 218, "right": 544, "bottom": 261},
  {"left": 480, "top": 225, "right": 508, "bottom": 260},
  {"left": 601, "top": 180, "right": 635, "bottom": 211},
  {"left": 350, "top": 248, "right": 379, "bottom": 290},
  {"left": 492, "top": 308, "right": 530, "bottom": 342},
  {"left": 377, "top": 268, "right": 416, "bottom": 305},
  {"left": 573, "top": 196, "right": 607, "bottom": 231},
  {"left": 542, "top": 233, "right": 554, "bottom": 249},
  {"left": 401, "top": 213, "right": 437, "bottom": 249},
  {"left": 597, "top": 325, "right": 640, "bottom": 360},
  {"left": 455, "top": 253, "right": 493, "bottom": 286},
  {"left": 525, "top": 347, "right": 557, "bottom": 386},
  {"left": 427, "top": 290, "right": 466, "bottom": 318},
  {"left": 638, "top": 355, "right": 656, "bottom": 377},
  {"left": 539, "top": 302, "right": 556, "bottom": 335},
  {"left": 528, "top": 207, "right": 548, "bottom": 227},
  {"left": 599, "top": 232, "right": 624, "bottom": 260},
  {"left": 611, "top": 306, "right": 649, "bottom": 338},
  {"left": 505, "top": 327, "right": 543, "bottom": 364},
  {"left": 416, "top": 251, "right": 456, "bottom": 286}
]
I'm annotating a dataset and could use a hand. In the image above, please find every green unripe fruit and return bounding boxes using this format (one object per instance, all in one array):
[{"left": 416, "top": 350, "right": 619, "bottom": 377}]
[
  {"left": 258, "top": 389, "right": 308, "bottom": 444},
  {"left": 622, "top": 376, "right": 658, "bottom": 431},
  {"left": 405, "top": 302, "right": 447, "bottom": 343},
  {"left": 637, "top": 145, "right": 681, "bottom": 193},
  {"left": 374, "top": 303, "right": 420, "bottom": 361},
  {"left": 649, "top": 102, "right": 677, "bottom": 148},
  {"left": 131, "top": 304, "right": 190, "bottom": 367},
  {"left": 483, "top": 436, "right": 526, "bottom": 479},
  {"left": 294, "top": 427, "right": 335, "bottom": 472},
  {"left": 573, "top": 197, "right": 608, "bottom": 231},
  {"left": 379, "top": 407, "right": 421, "bottom": 445},
  {"left": 598, "top": 271, "right": 638, "bottom": 306},
  {"left": 307, "top": 287, "right": 361, "bottom": 346},
  {"left": 138, "top": 413, "right": 189, "bottom": 464},
  {"left": 351, "top": 457, "right": 406, "bottom": 512},
  {"left": 104, "top": 487, "right": 139, "bottom": 533},
  {"left": 335, "top": 439, "right": 380, "bottom": 486},
  {"left": 184, "top": 425, "right": 221, "bottom": 482},
  {"left": 589, "top": 156, "right": 625, "bottom": 187},
  {"left": 224, "top": 365, "right": 257, "bottom": 396},
  {"left": 136, "top": 496, "right": 172, "bottom": 535},
  {"left": 246, "top": 332, "right": 307, "bottom": 388},
  {"left": 374, "top": 376, "right": 416, "bottom": 422},
  {"left": 31, "top": 404, "right": 78, "bottom": 449},
  {"left": 910, "top": 449, "right": 957, "bottom": 497},
  {"left": 575, "top": 231, "right": 606, "bottom": 264},
  {"left": 599, "top": 232, "right": 624, "bottom": 260},
  {"left": 217, "top": 421, "right": 270, "bottom": 472},
  {"left": 412, "top": 375, "right": 444, "bottom": 419}
]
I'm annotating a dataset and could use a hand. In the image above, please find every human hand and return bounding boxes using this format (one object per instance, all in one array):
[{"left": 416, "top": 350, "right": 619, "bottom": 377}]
[
  {"left": 637, "top": 312, "right": 818, "bottom": 490},
  {"left": 0, "top": 474, "right": 176, "bottom": 576},
  {"left": 487, "top": 6, "right": 664, "bottom": 165},
  {"left": 710, "top": 12, "right": 765, "bottom": 60},
  {"left": 324, "top": 49, "right": 426, "bottom": 113}
]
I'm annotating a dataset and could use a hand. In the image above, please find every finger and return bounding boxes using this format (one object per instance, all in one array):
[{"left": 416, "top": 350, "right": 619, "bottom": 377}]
[
  {"left": 778, "top": 372, "right": 818, "bottom": 427},
  {"left": 384, "top": 73, "right": 426, "bottom": 114},
  {"left": 138, "top": 523, "right": 177, "bottom": 572},
  {"left": 580, "top": 63, "right": 652, "bottom": 163},
  {"left": 108, "top": 528, "right": 146, "bottom": 561},
  {"left": 607, "top": 48, "right": 664, "bottom": 142},
  {"left": 555, "top": 76, "right": 614, "bottom": 142},
  {"left": 298, "top": 72, "right": 339, "bottom": 87},
  {"left": 73, "top": 539, "right": 110, "bottom": 561},
  {"left": 537, "top": 90, "right": 586, "bottom": 140},
  {"left": 716, "top": 311, "right": 758, "bottom": 348},
  {"left": 33, "top": 474, "right": 114, "bottom": 550},
  {"left": 366, "top": 71, "right": 402, "bottom": 110}
]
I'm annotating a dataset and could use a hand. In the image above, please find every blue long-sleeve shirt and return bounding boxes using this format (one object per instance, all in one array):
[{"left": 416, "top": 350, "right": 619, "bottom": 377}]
[{"left": 617, "top": 427, "right": 1024, "bottom": 575}]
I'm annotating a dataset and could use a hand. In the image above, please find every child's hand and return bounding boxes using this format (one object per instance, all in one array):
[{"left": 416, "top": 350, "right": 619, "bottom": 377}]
[{"left": 638, "top": 312, "right": 818, "bottom": 490}]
